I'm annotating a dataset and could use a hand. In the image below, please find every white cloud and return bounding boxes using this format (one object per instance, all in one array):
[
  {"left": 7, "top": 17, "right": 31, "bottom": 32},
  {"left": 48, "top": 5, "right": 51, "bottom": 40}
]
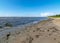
[{"left": 40, "top": 12, "right": 55, "bottom": 17}]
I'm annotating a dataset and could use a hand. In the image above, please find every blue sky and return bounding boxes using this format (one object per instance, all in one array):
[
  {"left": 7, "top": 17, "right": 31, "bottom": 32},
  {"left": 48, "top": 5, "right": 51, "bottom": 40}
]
[{"left": 0, "top": 0, "right": 60, "bottom": 17}]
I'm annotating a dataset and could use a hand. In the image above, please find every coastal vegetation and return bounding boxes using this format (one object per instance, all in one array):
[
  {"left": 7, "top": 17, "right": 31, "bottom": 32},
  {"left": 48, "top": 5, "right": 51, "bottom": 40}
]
[
  {"left": 4, "top": 22, "right": 13, "bottom": 27},
  {"left": 0, "top": 25, "right": 3, "bottom": 28},
  {"left": 49, "top": 14, "right": 60, "bottom": 18},
  {"left": 0, "top": 22, "right": 13, "bottom": 28}
]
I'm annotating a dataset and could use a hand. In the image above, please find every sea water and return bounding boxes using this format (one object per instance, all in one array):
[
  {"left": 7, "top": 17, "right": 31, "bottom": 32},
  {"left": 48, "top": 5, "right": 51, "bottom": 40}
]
[
  {"left": 0, "top": 17, "right": 48, "bottom": 27},
  {"left": 0, "top": 17, "right": 48, "bottom": 37}
]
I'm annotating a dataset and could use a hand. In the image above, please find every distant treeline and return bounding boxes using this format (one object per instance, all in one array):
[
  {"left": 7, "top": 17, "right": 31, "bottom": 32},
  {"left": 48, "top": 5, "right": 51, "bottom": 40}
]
[{"left": 49, "top": 14, "right": 60, "bottom": 17}]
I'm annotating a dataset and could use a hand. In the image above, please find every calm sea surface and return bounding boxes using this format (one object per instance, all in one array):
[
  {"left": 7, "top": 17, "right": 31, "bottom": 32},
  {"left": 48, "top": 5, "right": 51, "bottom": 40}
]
[
  {"left": 0, "top": 17, "right": 48, "bottom": 27},
  {"left": 0, "top": 17, "right": 48, "bottom": 37}
]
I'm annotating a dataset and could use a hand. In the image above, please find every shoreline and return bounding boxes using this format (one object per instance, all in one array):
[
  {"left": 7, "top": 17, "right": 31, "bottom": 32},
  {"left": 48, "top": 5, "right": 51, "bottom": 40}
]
[
  {"left": 0, "top": 19, "right": 47, "bottom": 37},
  {"left": 0, "top": 18, "right": 60, "bottom": 43}
]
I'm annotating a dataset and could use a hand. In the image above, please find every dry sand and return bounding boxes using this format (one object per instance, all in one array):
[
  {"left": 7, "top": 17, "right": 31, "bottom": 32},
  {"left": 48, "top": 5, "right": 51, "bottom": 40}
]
[{"left": 1, "top": 18, "right": 60, "bottom": 43}]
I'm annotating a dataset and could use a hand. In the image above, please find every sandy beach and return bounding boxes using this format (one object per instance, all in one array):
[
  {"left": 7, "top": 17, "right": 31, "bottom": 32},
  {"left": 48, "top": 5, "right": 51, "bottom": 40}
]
[{"left": 0, "top": 18, "right": 60, "bottom": 43}]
